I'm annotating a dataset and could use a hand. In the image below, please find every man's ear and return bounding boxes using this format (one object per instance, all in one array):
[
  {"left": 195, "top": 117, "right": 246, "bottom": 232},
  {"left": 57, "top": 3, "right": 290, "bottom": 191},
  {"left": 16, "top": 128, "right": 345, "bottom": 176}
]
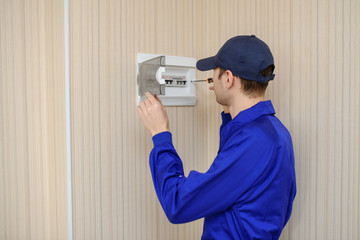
[{"left": 225, "top": 70, "right": 234, "bottom": 89}]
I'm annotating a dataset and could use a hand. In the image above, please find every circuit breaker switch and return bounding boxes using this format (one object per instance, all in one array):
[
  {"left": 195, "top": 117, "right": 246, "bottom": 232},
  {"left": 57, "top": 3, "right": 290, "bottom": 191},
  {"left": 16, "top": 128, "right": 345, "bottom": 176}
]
[{"left": 163, "top": 75, "right": 187, "bottom": 87}]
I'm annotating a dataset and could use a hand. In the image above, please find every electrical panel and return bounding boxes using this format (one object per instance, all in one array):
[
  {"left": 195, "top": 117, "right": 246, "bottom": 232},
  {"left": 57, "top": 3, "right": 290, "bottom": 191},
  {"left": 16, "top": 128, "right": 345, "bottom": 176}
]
[{"left": 137, "top": 53, "right": 197, "bottom": 106}]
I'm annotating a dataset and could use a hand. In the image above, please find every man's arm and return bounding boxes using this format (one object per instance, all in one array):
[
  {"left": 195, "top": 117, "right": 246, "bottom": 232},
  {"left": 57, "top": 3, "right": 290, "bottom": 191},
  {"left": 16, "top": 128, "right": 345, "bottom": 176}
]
[
  {"left": 149, "top": 130, "right": 271, "bottom": 224},
  {"left": 137, "top": 93, "right": 269, "bottom": 224}
]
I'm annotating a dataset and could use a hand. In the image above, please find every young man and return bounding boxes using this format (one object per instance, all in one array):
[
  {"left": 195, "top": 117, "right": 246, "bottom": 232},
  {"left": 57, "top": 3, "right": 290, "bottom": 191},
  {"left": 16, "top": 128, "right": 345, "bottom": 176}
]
[{"left": 137, "top": 35, "right": 296, "bottom": 239}]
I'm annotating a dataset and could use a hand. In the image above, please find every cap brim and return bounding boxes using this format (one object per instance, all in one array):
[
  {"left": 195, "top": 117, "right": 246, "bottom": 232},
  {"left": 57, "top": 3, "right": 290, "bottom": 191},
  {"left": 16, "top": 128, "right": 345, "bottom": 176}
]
[{"left": 196, "top": 56, "right": 217, "bottom": 71}]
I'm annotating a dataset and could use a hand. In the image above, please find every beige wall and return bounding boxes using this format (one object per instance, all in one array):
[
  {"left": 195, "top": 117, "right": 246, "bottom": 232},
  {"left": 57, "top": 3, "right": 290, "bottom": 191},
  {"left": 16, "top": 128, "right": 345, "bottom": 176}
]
[
  {"left": 1, "top": 0, "right": 359, "bottom": 239},
  {"left": 0, "top": 0, "right": 69, "bottom": 239}
]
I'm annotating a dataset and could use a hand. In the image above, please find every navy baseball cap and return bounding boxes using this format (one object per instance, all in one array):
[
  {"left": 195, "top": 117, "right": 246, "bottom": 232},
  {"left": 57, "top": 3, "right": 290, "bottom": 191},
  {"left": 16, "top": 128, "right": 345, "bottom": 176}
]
[{"left": 196, "top": 35, "right": 275, "bottom": 84}]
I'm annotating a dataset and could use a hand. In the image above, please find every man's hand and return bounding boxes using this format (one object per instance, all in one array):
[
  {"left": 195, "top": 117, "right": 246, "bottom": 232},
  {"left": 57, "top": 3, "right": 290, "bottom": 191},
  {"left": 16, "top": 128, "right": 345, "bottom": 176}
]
[{"left": 137, "top": 92, "right": 170, "bottom": 136}]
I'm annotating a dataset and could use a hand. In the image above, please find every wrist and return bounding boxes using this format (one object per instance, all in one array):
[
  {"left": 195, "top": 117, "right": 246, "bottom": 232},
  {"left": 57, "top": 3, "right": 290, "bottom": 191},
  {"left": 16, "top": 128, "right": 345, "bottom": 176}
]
[{"left": 151, "top": 127, "right": 170, "bottom": 136}]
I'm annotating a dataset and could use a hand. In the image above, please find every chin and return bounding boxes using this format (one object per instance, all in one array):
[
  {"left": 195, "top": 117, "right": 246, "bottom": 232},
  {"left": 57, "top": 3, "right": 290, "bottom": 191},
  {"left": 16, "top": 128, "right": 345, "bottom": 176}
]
[{"left": 216, "top": 98, "right": 227, "bottom": 106}]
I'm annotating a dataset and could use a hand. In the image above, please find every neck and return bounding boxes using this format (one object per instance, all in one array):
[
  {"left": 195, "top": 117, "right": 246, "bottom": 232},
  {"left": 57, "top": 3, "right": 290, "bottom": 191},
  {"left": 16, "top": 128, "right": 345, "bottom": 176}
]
[{"left": 229, "top": 95, "right": 265, "bottom": 118}]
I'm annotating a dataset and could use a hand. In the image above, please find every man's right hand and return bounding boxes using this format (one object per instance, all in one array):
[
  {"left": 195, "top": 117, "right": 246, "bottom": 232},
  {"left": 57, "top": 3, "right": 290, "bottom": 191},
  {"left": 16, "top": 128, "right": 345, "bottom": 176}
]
[{"left": 137, "top": 92, "right": 170, "bottom": 136}]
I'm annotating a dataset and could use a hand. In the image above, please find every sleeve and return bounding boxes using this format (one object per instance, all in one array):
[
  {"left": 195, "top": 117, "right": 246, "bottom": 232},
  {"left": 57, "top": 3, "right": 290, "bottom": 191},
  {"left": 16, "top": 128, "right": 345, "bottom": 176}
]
[{"left": 150, "top": 130, "right": 270, "bottom": 224}]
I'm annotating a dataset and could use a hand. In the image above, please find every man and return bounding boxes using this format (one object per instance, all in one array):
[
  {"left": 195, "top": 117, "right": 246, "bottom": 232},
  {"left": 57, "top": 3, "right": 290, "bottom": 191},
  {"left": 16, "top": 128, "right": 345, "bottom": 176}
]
[{"left": 137, "top": 35, "right": 296, "bottom": 239}]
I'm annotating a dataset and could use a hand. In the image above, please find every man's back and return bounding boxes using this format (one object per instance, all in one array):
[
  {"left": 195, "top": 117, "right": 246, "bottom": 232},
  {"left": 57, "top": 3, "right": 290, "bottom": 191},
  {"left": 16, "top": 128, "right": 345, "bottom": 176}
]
[{"left": 202, "top": 101, "right": 296, "bottom": 239}]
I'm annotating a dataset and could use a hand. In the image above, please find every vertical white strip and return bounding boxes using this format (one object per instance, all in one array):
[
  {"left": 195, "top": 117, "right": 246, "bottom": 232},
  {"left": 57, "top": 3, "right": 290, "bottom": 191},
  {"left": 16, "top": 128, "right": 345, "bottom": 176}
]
[{"left": 64, "top": 0, "right": 73, "bottom": 239}]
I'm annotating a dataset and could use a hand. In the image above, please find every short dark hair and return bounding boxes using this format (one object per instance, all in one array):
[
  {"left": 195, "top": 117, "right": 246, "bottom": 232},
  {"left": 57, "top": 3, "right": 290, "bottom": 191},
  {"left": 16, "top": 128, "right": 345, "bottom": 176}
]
[{"left": 218, "top": 65, "right": 273, "bottom": 98}]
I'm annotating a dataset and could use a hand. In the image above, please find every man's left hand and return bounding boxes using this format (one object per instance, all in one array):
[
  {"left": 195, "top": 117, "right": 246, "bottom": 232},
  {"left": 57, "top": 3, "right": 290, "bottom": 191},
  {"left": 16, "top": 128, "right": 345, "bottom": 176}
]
[{"left": 137, "top": 92, "right": 170, "bottom": 136}]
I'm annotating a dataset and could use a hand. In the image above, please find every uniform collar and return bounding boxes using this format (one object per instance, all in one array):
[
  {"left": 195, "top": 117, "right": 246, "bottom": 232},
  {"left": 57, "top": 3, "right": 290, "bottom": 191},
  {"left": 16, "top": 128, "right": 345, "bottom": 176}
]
[
  {"left": 231, "top": 100, "right": 275, "bottom": 126},
  {"left": 218, "top": 100, "right": 276, "bottom": 152}
]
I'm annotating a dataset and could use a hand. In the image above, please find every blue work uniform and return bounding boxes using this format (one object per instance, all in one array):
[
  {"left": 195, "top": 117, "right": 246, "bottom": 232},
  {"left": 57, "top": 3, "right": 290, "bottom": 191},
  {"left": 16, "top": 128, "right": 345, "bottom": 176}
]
[{"left": 150, "top": 100, "right": 297, "bottom": 239}]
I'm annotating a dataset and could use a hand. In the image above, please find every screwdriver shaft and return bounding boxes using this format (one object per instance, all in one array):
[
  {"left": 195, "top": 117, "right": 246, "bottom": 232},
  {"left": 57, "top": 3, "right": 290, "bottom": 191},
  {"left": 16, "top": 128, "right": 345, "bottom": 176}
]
[
  {"left": 191, "top": 78, "right": 213, "bottom": 83},
  {"left": 191, "top": 80, "right": 207, "bottom": 82}
]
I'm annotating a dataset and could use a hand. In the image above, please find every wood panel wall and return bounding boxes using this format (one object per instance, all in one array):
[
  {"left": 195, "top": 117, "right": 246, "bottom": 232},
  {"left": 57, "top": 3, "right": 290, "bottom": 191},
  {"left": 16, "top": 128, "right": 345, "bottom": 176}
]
[
  {"left": 0, "top": 0, "right": 69, "bottom": 239},
  {"left": 1, "top": 0, "right": 359, "bottom": 239},
  {"left": 70, "top": 0, "right": 210, "bottom": 239}
]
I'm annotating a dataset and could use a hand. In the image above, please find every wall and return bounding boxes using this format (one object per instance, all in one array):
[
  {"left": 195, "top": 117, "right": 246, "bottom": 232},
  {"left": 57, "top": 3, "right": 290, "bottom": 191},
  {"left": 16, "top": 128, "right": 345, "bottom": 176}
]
[
  {"left": 0, "top": 0, "right": 359, "bottom": 239},
  {"left": 70, "top": 0, "right": 211, "bottom": 238},
  {"left": 0, "top": 0, "right": 69, "bottom": 239}
]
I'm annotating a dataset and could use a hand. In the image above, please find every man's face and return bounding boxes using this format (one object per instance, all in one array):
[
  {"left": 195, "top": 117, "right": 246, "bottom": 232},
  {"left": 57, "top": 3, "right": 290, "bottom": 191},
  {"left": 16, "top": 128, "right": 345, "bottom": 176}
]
[{"left": 212, "top": 68, "right": 230, "bottom": 106}]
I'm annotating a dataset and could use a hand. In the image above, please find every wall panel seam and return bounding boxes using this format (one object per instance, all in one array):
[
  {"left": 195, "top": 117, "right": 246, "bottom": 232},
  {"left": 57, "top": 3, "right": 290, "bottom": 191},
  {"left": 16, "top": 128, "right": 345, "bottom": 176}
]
[{"left": 64, "top": 0, "right": 73, "bottom": 239}]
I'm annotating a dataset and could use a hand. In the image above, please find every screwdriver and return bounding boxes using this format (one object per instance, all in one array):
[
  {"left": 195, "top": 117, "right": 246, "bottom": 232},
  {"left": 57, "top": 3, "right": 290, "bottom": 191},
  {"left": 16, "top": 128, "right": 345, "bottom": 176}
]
[{"left": 191, "top": 78, "right": 213, "bottom": 84}]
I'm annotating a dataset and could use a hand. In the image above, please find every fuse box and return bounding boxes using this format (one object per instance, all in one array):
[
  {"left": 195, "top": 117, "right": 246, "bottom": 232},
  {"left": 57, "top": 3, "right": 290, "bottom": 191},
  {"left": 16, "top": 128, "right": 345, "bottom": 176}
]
[{"left": 137, "top": 53, "right": 197, "bottom": 106}]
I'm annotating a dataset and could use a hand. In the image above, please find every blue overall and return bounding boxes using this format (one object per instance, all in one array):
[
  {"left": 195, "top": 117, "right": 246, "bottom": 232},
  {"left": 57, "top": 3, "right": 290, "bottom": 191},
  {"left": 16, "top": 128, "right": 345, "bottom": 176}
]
[{"left": 150, "top": 101, "right": 296, "bottom": 239}]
